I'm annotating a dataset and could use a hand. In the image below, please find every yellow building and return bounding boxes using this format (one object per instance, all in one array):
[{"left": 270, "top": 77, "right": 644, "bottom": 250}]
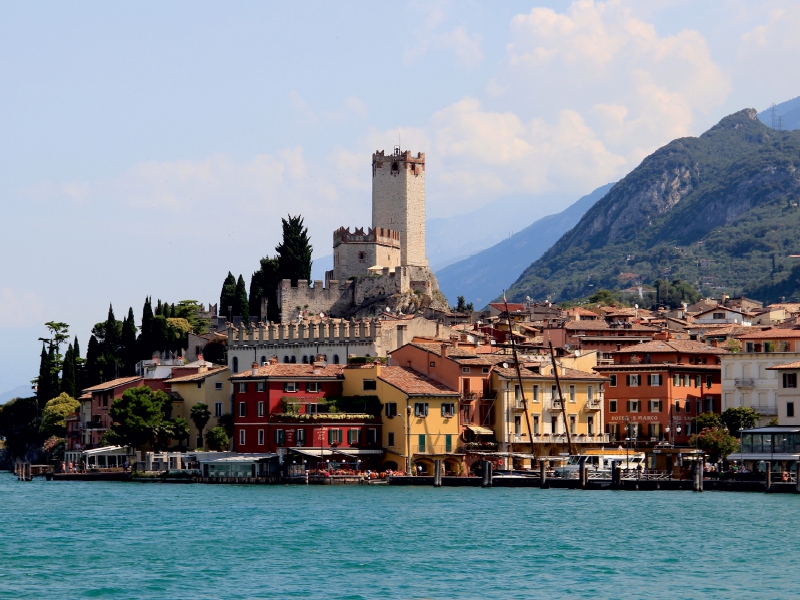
[
  {"left": 343, "top": 363, "right": 462, "bottom": 474},
  {"left": 491, "top": 361, "right": 609, "bottom": 466},
  {"left": 164, "top": 365, "right": 230, "bottom": 449}
]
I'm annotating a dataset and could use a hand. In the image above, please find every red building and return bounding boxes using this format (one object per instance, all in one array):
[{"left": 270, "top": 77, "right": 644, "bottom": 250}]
[
  {"left": 230, "top": 361, "right": 382, "bottom": 460},
  {"left": 594, "top": 340, "right": 728, "bottom": 447},
  {"left": 68, "top": 376, "right": 144, "bottom": 451}
]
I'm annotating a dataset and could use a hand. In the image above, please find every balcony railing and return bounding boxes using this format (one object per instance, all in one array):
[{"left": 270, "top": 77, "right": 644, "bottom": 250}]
[
  {"left": 735, "top": 378, "right": 755, "bottom": 388},
  {"left": 584, "top": 399, "right": 602, "bottom": 411},
  {"left": 411, "top": 444, "right": 466, "bottom": 455},
  {"left": 547, "top": 400, "right": 565, "bottom": 411},
  {"left": 751, "top": 404, "right": 778, "bottom": 416},
  {"left": 529, "top": 434, "right": 609, "bottom": 444}
]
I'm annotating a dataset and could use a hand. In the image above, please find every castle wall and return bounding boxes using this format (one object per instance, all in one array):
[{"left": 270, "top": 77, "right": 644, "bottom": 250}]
[
  {"left": 372, "top": 149, "right": 427, "bottom": 267},
  {"left": 277, "top": 279, "right": 353, "bottom": 323},
  {"left": 332, "top": 227, "right": 401, "bottom": 281}
]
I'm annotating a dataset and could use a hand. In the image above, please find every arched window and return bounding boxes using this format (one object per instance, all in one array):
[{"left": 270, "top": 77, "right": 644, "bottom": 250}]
[
  {"left": 333, "top": 355, "right": 339, "bottom": 364},
  {"left": 302, "top": 355, "right": 309, "bottom": 364},
  {"left": 290, "top": 356, "right": 297, "bottom": 364},
  {"left": 261, "top": 355, "right": 267, "bottom": 365},
  {"left": 323, "top": 354, "right": 328, "bottom": 362},
  {"left": 391, "top": 162, "right": 399, "bottom": 173},
  {"left": 232, "top": 357, "right": 239, "bottom": 373},
  {"left": 283, "top": 356, "right": 290, "bottom": 364}
]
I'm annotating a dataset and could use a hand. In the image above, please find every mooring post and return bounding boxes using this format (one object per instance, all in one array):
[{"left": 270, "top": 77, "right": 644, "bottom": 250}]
[
  {"left": 579, "top": 461, "right": 587, "bottom": 489},
  {"left": 434, "top": 459, "right": 443, "bottom": 487},
  {"left": 539, "top": 459, "right": 547, "bottom": 488},
  {"left": 765, "top": 462, "right": 772, "bottom": 493},
  {"left": 481, "top": 460, "right": 492, "bottom": 488},
  {"left": 611, "top": 460, "right": 620, "bottom": 488}
]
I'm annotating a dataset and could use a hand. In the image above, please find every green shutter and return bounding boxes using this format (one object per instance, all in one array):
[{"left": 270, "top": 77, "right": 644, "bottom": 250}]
[
  {"left": 418, "top": 434, "right": 425, "bottom": 453},
  {"left": 445, "top": 434, "right": 452, "bottom": 453}
]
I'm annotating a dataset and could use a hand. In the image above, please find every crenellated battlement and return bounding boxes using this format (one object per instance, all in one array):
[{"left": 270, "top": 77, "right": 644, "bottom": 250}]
[
  {"left": 228, "top": 317, "right": 383, "bottom": 346},
  {"left": 333, "top": 226, "right": 400, "bottom": 248}
]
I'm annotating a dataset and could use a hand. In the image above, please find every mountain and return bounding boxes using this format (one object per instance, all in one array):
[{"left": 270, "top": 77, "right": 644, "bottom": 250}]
[
  {"left": 436, "top": 183, "right": 614, "bottom": 307},
  {"left": 0, "top": 384, "right": 32, "bottom": 405},
  {"left": 504, "top": 109, "right": 800, "bottom": 304},
  {"left": 759, "top": 96, "right": 800, "bottom": 131}
]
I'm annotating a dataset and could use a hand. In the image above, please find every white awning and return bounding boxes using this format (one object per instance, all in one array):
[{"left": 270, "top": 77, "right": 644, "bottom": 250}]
[
  {"left": 288, "top": 448, "right": 383, "bottom": 457},
  {"left": 467, "top": 425, "right": 495, "bottom": 435},
  {"left": 82, "top": 446, "right": 131, "bottom": 456}
]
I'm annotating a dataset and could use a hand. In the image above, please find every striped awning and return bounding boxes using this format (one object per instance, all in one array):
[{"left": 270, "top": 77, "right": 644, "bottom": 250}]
[{"left": 467, "top": 425, "right": 495, "bottom": 435}]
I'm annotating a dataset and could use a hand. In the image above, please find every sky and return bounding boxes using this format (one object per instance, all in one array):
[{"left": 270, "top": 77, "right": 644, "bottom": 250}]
[{"left": 2, "top": 0, "right": 800, "bottom": 394}]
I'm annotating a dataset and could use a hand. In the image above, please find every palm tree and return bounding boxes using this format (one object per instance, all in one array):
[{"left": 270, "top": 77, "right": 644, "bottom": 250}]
[{"left": 190, "top": 403, "right": 211, "bottom": 449}]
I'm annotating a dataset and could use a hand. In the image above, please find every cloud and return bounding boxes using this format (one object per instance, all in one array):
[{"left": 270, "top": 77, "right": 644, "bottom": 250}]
[{"left": 404, "top": 2, "right": 484, "bottom": 68}]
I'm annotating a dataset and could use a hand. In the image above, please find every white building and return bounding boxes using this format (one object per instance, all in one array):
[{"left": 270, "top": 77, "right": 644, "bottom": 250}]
[{"left": 693, "top": 306, "right": 752, "bottom": 326}]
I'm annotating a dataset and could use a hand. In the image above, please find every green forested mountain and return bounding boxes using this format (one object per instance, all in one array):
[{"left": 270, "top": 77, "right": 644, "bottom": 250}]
[{"left": 504, "top": 109, "right": 800, "bottom": 304}]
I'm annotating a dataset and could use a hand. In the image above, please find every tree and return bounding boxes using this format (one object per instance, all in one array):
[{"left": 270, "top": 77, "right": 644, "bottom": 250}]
[
  {"left": 652, "top": 279, "right": 702, "bottom": 310},
  {"left": 693, "top": 411, "right": 721, "bottom": 431},
  {"left": 102, "top": 305, "right": 122, "bottom": 381},
  {"left": 219, "top": 272, "right": 237, "bottom": 319},
  {"left": 139, "top": 296, "right": 155, "bottom": 360},
  {"left": 61, "top": 343, "right": 77, "bottom": 398},
  {"left": 190, "top": 403, "right": 211, "bottom": 446},
  {"left": 171, "top": 417, "right": 190, "bottom": 450},
  {"left": 73, "top": 336, "right": 84, "bottom": 393},
  {"left": 154, "top": 420, "right": 174, "bottom": 451},
  {"left": 35, "top": 343, "right": 55, "bottom": 408},
  {"left": 587, "top": 289, "right": 621, "bottom": 306},
  {"left": 276, "top": 214, "right": 313, "bottom": 285},
  {"left": 85, "top": 335, "right": 103, "bottom": 387},
  {"left": 251, "top": 256, "right": 281, "bottom": 323},
  {"left": 0, "top": 396, "right": 41, "bottom": 459},
  {"left": 689, "top": 427, "right": 739, "bottom": 462},
  {"left": 39, "top": 393, "right": 80, "bottom": 438},
  {"left": 175, "top": 300, "right": 208, "bottom": 334},
  {"left": 205, "top": 426, "right": 229, "bottom": 451},
  {"left": 107, "top": 386, "right": 171, "bottom": 449},
  {"left": 120, "top": 307, "right": 139, "bottom": 376},
  {"left": 217, "top": 412, "right": 235, "bottom": 438},
  {"left": 202, "top": 338, "right": 227, "bottom": 365},
  {"left": 453, "top": 296, "right": 474, "bottom": 313},
  {"left": 234, "top": 274, "right": 249, "bottom": 320},
  {"left": 720, "top": 406, "right": 760, "bottom": 437}
]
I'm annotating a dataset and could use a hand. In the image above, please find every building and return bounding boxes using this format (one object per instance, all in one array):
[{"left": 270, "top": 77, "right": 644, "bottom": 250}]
[
  {"left": 729, "top": 426, "right": 800, "bottom": 474},
  {"left": 721, "top": 328, "right": 800, "bottom": 424},
  {"left": 693, "top": 306, "right": 752, "bottom": 326},
  {"left": 342, "top": 362, "right": 463, "bottom": 475},
  {"left": 594, "top": 340, "right": 727, "bottom": 447},
  {"left": 164, "top": 364, "right": 231, "bottom": 449},
  {"left": 68, "top": 376, "right": 144, "bottom": 451},
  {"left": 229, "top": 361, "right": 384, "bottom": 468},
  {"left": 490, "top": 362, "right": 609, "bottom": 465}
]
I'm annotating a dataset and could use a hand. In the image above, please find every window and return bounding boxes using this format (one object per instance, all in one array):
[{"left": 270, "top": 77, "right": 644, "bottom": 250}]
[
  {"left": 275, "top": 429, "right": 285, "bottom": 445},
  {"left": 197, "top": 381, "right": 202, "bottom": 389},
  {"left": 418, "top": 434, "right": 426, "bottom": 452},
  {"left": 257, "top": 401, "right": 265, "bottom": 417},
  {"left": 215, "top": 382, "right": 223, "bottom": 390},
  {"left": 256, "top": 382, "right": 265, "bottom": 392},
  {"left": 684, "top": 375, "right": 691, "bottom": 387},
  {"left": 238, "top": 383, "right": 247, "bottom": 393},
  {"left": 648, "top": 423, "right": 663, "bottom": 439},
  {"left": 696, "top": 401, "right": 702, "bottom": 414},
  {"left": 238, "top": 402, "right": 247, "bottom": 417},
  {"left": 514, "top": 385, "right": 522, "bottom": 404},
  {"left": 684, "top": 421, "right": 693, "bottom": 436},
  {"left": 430, "top": 361, "right": 436, "bottom": 368},
  {"left": 626, "top": 374, "right": 640, "bottom": 387},
  {"left": 587, "top": 415, "right": 594, "bottom": 435},
  {"left": 302, "top": 355, "right": 309, "bottom": 364},
  {"left": 712, "top": 312, "right": 725, "bottom": 320},
  {"left": 363, "top": 379, "right": 377, "bottom": 391},
  {"left": 462, "top": 367, "right": 471, "bottom": 374},
  {"left": 706, "top": 375, "right": 712, "bottom": 388},
  {"left": 788, "top": 402, "right": 795, "bottom": 418},
  {"left": 609, "top": 400, "right": 617, "bottom": 413},
  {"left": 258, "top": 429, "right": 265, "bottom": 445},
  {"left": 367, "top": 428, "right": 377, "bottom": 444},
  {"left": 551, "top": 417, "right": 558, "bottom": 434},
  {"left": 627, "top": 400, "right": 641, "bottom": 412},
  {"left": 649, "top": 374, "right": 662, "bottom": 386},
  {"left": 215, "top": 403, "right": 223, "bottom": 417},
  {"left": 284, "top": 382, "right": 297, "bottom": 393},
  {"left": 684, "top": 400, "right": 692, "bottom": 414},
  {"left": 414, "top": 402, "right": 429, "bottom": 417},
  {"left": 333, "top": 355, "right": 340, "bottom": 364},
  {"left": 695, "top": 375, "right": 701, "bottom": 388},
  {"left": 348, "top": 429, "right": 361, "bottom": 444},
  {"left": 305, "top": 403, "right": 318, "bottom": 414},
  {"left": 569, "top": 415, "right": 576, "bottom": 435},
  {"left": 533, "top": 385, "right": 540, "bottom": 402},
  {"left": 482, "top": 367, "right": 490, "bottom": 374},
  {"left": 673, "top": 374, "right": 681, "bottom": 387},
  {"left": 514, "top": 415, "right": 522, "bottom": 435},
  {"left": 569, "top": 385, "right": 576, "bottom": 402},
  {"left": 233, "top": 357, "right": 239, "bottom": 373},
  {"left": 783, "top": 373, "right": 798, "bottom": 388},
  {"left": 239, "top": 429, "right": 245, "bottom": 445},
  {"left": 441, "top": 403, "right": 455, "bottom": 418},
  {"left": 385, "top": 402, "right": 397, "bottom": 417},
  {"left": 328, "top": 429, "right": 342, "bottom": 444},
  {"left": 609, "top": 375, "right": 617, "bottom": 387},
  {"left": 649, "top": 400, "right": 662, "bottom": 413},
  {"left": 307, "top": 382, "right": 319, "bottom": 393},
  {"left": 675, "top": 400, "right": 682, "bottom": 413},
  {"left": 388, "top": 432, "right": 395, "bottom": 447},
  {"left": 533, "top": 415, "right": 540, "bottom": 435},
  {"left": 587, "top": 386, "right": 594, "bottom": 402},
  {"left": 296, "top": 429, "right": 305, "bottom": 444}
]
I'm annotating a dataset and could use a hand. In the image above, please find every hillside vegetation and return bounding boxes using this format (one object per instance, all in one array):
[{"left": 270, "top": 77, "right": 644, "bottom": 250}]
[{"left": 504, "top": 109, "right": 800, "bottom": 304}]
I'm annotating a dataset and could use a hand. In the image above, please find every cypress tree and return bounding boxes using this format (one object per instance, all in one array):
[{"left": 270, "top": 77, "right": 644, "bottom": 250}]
[
  {"left": 139, "top": 297, "right": 154, "bottom": 360},
  {"left": 249, "top": 272, "right": 263, "bottom": 321},
  {"left": 120, "top": 307, "right": 138, "bottom": 376},
  {"left": 275, "top": 214, "right": 313, "bottom": 285},
  {"left": 73, "top": 336, "right": 84, "bottom": 393},
  {"left": 47, "top": 343, "right": 60, "bottom": 402},
  {"left": 155, "top": 299, "right": 163, "bottom": 316},
  {"left": 85, "top": 335, "right": 102, "bottom": 387},
  {"left": 234, "top": 275, "right": 249, "bottom": 319},
  {"left": 61, "top": 343, "right": 77, "bottom": 398},
  {"left": 36, "top": 344, "right": 53, "bottom": 408},
  {"left": 257, "top": 256, "right": 281, "bottom": 323},
  {"left": 219, "top": 272, "right": 237, "bottom": 319},
  {"left": 102, "top": 305, "right": 121, "bottom": 381}
]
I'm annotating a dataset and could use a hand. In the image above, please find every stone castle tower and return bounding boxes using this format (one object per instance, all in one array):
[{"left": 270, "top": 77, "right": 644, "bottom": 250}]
[{"left": 371, "top": 148, "right": 427, "bottom": 267}]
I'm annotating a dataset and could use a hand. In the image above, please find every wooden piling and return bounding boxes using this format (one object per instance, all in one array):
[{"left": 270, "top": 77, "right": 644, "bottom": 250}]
[
  {"left": 765, "top": 462, "right": 772, "bottom": 493},
  {"left": 434, "top": 460, "right": 443, "bottom": 487},
  {"left": 481, "top": 460, "right": 492, "bottom": 488},
  {"left": 539, "top": 459, "right": 548, "bottom": 488},
  {"left": 579, "top": 461, "right": 587, "bottom": 489}
]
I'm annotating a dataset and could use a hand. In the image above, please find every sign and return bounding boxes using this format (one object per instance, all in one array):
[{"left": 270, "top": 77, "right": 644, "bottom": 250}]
[
  {"left": 610, "top": 415, "right": 660, "bottom": 422},
  {"left": 316, "top": 428, "right": 328, "bottom": 441}
]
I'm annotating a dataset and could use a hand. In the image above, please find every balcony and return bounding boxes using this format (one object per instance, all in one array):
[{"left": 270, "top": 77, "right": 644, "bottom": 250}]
[
  {"left": 411, "top": 444, "right": 466, "bottom": 455},
  {"left": 547, "top": 400, "right": 565, "bottom": 412},
  {"left": 735, "top": 378, "right": 755, "bottom": 388},
  {"left": 530, "top": 434, "right": 609, "bottom": 444},
  {"left": 584, "top": 399, "right": 602, "bottom": 412},
  {"left": 751, "top": 404, "right": 778, "bottom": 416}
]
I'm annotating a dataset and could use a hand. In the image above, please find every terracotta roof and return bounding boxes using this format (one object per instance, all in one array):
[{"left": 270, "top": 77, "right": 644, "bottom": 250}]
[
  {"left": 694, "top": 306, "right": 750, "bottom": 318},
  {"left": 82, "top": 376, "right": 142, "bottom": 393},
  {"left": 563, "top": 321, "right": 610, "bottom": 331},
  {"left": 164, "top": 366, "right": 229, "bottom": 383},
  {"left": 737, "top": 328, "right": 800, "bottom": 340},
  {"left": 489, "top": 302, "right": 526, "bottom": 312},
  {"left": 768, "top": 303, "right": 800, "bottom": 313},
  {"left": 566, "top": 307, "right": 598, "bottom": 317},
  {"left": 768, "top": 361, "right": 800, "bottom": 370},
  {"left": 378, "top": 367, "right": 459, "bottom": 397},
  {"left": 493, "top": 366, "right": 607, "bottom": 381},
  {"left": 615, "top": 340, "right": 729, "bottom": 355},
  {"left": 594, "top": 364, "right": 721, "bottom": 372},
  {"left": 230, "top": 364, "right": 346, "bottom": 379},
  {"left": 398, "top": 342, "right": 480, "bottom": 360}
]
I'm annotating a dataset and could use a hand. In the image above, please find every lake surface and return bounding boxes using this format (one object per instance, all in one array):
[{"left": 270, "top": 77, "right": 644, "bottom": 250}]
[{"left": 1, "top": 473, "right": 799, "bottom": 599}]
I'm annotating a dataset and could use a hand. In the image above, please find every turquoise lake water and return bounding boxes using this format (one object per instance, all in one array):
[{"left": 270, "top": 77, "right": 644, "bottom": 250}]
[{"left": 2, "top": 473, "right": 799, "bottom": 599}]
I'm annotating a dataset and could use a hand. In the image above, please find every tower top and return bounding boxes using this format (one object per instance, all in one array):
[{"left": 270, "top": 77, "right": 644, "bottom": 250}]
[{"left": 372, "top": 149, "right": 425, "bottom": 164}]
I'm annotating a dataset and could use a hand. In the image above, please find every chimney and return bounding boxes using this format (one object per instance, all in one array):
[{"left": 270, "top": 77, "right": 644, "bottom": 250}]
[
  {"left": 270, "top": 356, "right": 278, "bottom": 365},
  {"left": 252, "top": 362, "right": 259, "bottom": 376},
  {"left": 441, "top": 344, "right": 448, "bottom": 358}
]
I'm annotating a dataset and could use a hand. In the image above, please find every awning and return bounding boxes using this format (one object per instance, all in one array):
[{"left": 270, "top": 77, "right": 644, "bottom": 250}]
[
  {"left": 467, "top": 425, "right": 495, "bottom": 435},
  {"left": 287, "top": 448, "right": 383, "bottom": 458}
]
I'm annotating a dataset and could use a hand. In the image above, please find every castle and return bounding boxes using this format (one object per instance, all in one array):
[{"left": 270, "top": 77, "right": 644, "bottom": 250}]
[{"left": 277, "top": 147, "right": 446, "bottom": 322}]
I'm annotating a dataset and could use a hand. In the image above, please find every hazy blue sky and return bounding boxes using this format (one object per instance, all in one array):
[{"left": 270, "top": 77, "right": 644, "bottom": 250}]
[{"left": 2, "top": 0, "right": 799, "bottom": 394}]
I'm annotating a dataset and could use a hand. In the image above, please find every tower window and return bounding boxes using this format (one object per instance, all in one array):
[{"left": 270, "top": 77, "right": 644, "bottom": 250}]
[
  {"left": 391, "top": 162, "right": 399, "bottom": 173},
  {"left": 358, "top": 251, "right": 366, "bottom": 261}
]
